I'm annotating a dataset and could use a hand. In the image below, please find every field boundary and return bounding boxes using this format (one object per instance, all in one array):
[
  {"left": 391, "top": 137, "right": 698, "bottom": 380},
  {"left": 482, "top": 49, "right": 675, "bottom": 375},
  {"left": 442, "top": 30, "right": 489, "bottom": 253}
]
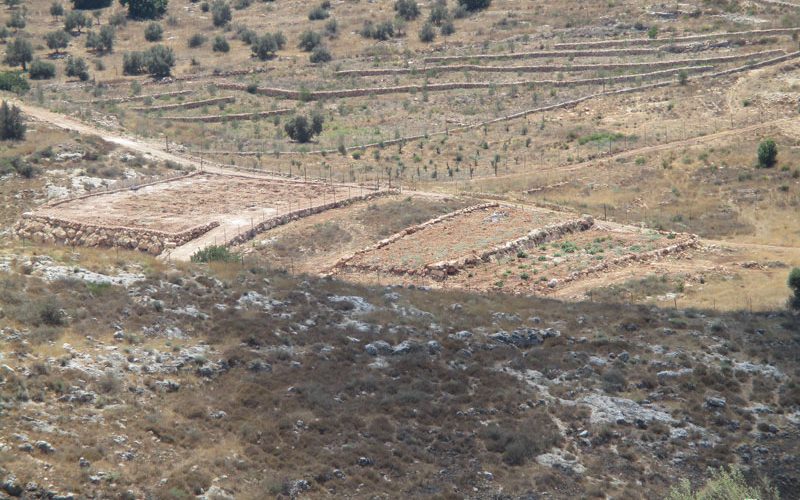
[
  {"left": 78, "top": 90, "right": 195, "bottom": 105},
  {"left": 217, "top": 66, "right": 712, "bottom": 101},
  {"left": 424, "top": 215, "right": 595, "bottom": 278},
  {"left": 198, "top": 50, "right": 799, "bottom": 157},
  {"left": 552, "top": 27, "right": 800, "bottom": 49},
  {"left": 224, "top": 188, "right": 397, "bottom": 248},
  {"left": 328, "top": 202, "right": 499, "bottom": 274},
  {"left": 14, "top": 214, "right": 219, "bottom": 254},
  {"left": 162, "top": 108, "right": 292, "bottom": 123},
  {"left": 132, "top": 96, "right": 235, "bottom": 112},
  {"left": 547, "top": 235, "right": 701, "bottom": 291},
  {"left": 335, "top": 50, "right": 782, "bottom": 77}
]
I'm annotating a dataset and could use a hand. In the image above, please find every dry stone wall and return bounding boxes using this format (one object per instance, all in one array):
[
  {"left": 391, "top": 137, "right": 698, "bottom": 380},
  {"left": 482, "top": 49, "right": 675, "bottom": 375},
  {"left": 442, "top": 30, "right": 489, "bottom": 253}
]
[
  {"left": 335, "top": 50, "right": 782, "bottom": 77},
  {"left": 553, "top": 27, "right": 800, "bottom": 49},
  {"left": 163, "top": 108, "right": 292, "bottom": 123},
  {"left": 79, "top": 90, "right": 195, "bottom": 105},
  {"left": 196, "top": 50, "right": 800, "bottom": 158},
  {"left": 132, "top": 96, "right": 235, "bottom": 112},
  {"left": 330, "top": 204, "right": 594, "bottom": 279},
  {"left": 13, "top": 215, "right": 219, "bottom": 255},
  {"left": 226, "top": 189, "right": 398, "bottom": 247},
  {"left": 218, "top": 66, "right": 710, "bottom": 101},
  {"left": 424, "top": 216, "right": 595, "bottom": 278},
  {"left": 328, "top": 203, "right": 500, "bottom": 275},
  {"left": 423, "top": 48, "right": 662, "bottom": 63}
]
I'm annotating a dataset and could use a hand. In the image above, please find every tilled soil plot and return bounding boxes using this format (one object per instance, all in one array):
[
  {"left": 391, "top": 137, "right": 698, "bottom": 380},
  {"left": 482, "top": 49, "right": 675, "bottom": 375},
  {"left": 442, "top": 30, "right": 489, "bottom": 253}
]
[
  {"left": 36, "top": 173, "right": 355, "bottom": 234},
  {"left": 446, "top": 225, "right": 696, "bottom": 293},
  {"left": 347, "top": 206, "right": 568, "bottom": 271}
]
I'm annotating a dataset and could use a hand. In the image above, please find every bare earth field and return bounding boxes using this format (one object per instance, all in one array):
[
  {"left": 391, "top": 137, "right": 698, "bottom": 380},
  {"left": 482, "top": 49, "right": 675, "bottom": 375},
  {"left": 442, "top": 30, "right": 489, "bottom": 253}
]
[{"left": 36, "top": 173, "right": 358, "bottom": 233}]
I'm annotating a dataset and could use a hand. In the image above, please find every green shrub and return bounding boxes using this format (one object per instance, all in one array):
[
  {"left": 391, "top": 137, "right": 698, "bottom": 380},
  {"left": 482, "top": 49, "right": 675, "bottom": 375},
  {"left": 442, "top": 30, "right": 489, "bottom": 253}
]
[
  {"left": 394, "top": 0, "right": 419, "bottom": 20},
  {"left": 64, "top": 10, "right": 90, "bottom": 33},
  {"left": 0, "top": 71, "right": 30, "bottom": 94},
  {"left": 0, "top": 101, "right": 25, "bottom": 141},
  {"left": 236, "top": 25, "right": 256, "bottom": 44},
  {"left": 144, "top": 44, "right": 175, "bottom": 77},
  {"left": 308, "top": 4, "right": 329, "bottom": 20},
  {"left": 667, "top": 466, "right": 778, "bottom": 500},
  {"left": 120, "top": 0, "right": 168, "bottom": 19},
  {"left": 71, "top": 0, "right": 111, "bottom": 8},
  {"left": 45, "top": 29, "right": 70, "bottom": 52},
  {"left": 190, "top": 245, "right": 238, "bottom": 263},
  {"left": 65, "top": 55, "right": 89, "bottom": 81},
  {"left": 211, "top": 0, "right": 231, "bottom": 27},
  {"left": 122, "top": 51, "right": 147, "bottom": 74},
  {"left": 144, "top": 22, "right": 163, "bottom": 41},
  {"left": 458, "top": 0, "right": 490, "bottom": 11},
  {"left": 4, "top": 37, "right": 33, "bottom": 70},
  {"left": 29, "top": 59, "right": 56, "bottom": 80},
  {"left": 86, "top": 25, "right": 115, "bottom": 53},
  {"left": 298, "top": 30, "right": 322, "bottom": 51},
  {"left": 251, "top": 32, "right": 285, "bottom": 60},
  {"left": 212, "top": 35, "right": 229, "bottom": 52},
  {"left": 188, "top": 32, "right": 207, "bottom": 47},
  {"left": 419, "top": 21, "right": 435, "bottom": 42},
  {"left": 757, "top": 139, "right": 778, "bottom": 168},
  {"left": 284, "top": 112, "right": 323, "bottom": 143},
  {"left": 440, "top": 18, "right": 455, "bottom": 36},
  {"left": 309, "top": 45, "right": 331, "bottom": 63}
]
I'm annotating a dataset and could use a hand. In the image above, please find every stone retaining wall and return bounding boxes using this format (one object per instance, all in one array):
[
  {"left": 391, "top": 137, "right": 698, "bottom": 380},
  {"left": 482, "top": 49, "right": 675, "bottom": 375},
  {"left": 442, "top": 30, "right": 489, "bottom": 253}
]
[
  {"left": 226, "top": 189, "right": 398, "bottom": 247},
  {"left": 78, "top": 90, "right": 194, "bottom": 105},
  {"left": 549, "top": 235, "right": 701, "bottom": 290},
  {"left": 335, "top": 50, "right": 782, "bottom": 77},
  {"left": 424, "top": 216, "right": 595, "bottom": 278},
  {"left": 13, "top": 215, "right": 219, "bottom": 255},
  {"left": 132, "top": 96, "right": 235, "bottom": 112},
  {"left": 163, "top": 108, "right": 292, "bottom": 123},
  {"left": 423, "top": 48, "right": 662, "bottom": 63},
  {"left": 194, "top": 50, "right": 800, "bottom": 157},
  {"left": 328, "top": 203, "right": 500, "bottom": 275},
  {"left": 553, "top": 27, "right": 800, "bottom": 49},
  {"left": 217, "top": 66, "right": 710, "bottom": 101}
]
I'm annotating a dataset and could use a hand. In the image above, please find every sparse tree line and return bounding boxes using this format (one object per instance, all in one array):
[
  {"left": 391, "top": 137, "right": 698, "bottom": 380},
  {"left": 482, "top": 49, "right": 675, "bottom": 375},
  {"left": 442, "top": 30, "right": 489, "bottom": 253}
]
[{"left": 0, "top": 0, "right": 491, "bottom": 83}]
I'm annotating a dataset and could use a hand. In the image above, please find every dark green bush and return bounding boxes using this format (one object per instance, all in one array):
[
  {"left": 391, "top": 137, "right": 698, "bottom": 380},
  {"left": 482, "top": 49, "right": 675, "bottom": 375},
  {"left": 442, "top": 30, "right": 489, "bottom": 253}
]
[
  {"left": 144, "top": 22, "right": 163, "bottom": 41},
  {"left": 0, "top": 71, "right": 30, "bottom": 94},
  {"left": 0, "top": 101, "right": 26, "bottom": 141},
  {"left": 188, "top": 32, "right": 207, "bottom": 47},
  {"left": 757, "top": 139, "right": 777, "bottom": 168},
  {"left": 212, "top": 35, "right": 229, "bottom": 52},
  {"left": 29, "top": 59, "right": 56, "bottom": 80}
]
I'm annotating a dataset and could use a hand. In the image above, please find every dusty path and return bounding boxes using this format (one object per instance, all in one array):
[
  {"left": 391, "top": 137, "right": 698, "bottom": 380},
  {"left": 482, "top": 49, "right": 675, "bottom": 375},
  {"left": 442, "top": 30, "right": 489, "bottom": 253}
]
[{"left": 11, "top": 100, "right": 265, "bottom": 179}]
